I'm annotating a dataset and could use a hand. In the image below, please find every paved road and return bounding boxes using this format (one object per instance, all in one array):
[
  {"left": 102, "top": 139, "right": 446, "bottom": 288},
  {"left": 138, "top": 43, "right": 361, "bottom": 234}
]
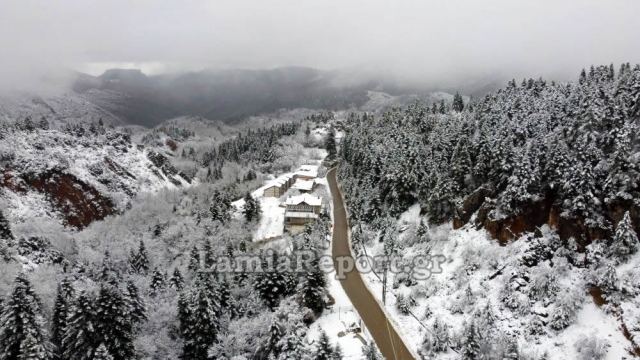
[{"left": 327, "top": 168, "right": 416, "bottom": 360}]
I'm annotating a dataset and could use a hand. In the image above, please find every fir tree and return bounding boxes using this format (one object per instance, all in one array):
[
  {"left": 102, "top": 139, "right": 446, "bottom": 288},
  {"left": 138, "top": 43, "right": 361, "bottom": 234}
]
[
  {"left": 253, "top": 251, "right": 294, "bottom": 309},
  {"left": 188, "top": 245, "right": 201, "bottom": 272},
  {"left": 461, "top": 322, "right": 481, "bottom": 360},
  {"left": 361, "top": 341, "right": 383, "bottom": 360},
  {"left": 130, "top": 240, "right": 150, "bottom": 273},
  {"left": 63, "top": 292, "right": 97, "bottom": 360},
  {"left": 452, "top": 92, "right": 465, "bottom": 112},
  {"left": 314, "top": 330, "right": 339, "bottom": 360},
  {"left": 92, "top": 343, "right": 114, "bottom": 360},
  {"left": 0, "top": 274, "right": 51, "bottom": 360},
  {"left": 609, "top": 212, "right": 639, "bottom": 263},
  {"left": 0, "top": 209, "right": 13, "bottom": 261},
  {"left": 95, "top": 284, "right": 136, "bottom": 360},
  {"left": 51, "top": 278, "right": 75, "bottom": 358},
  {"left": 181, "top": 279, "right": 221, "bottom": 359},
  {"left": 125, "top": 281, "right": 147, "bottom": 327},
  {"left": 325, "top": 127, "right": 337, "bottom": 160},
  {"left": 243, "top": 193, "right": 261, "bottom": 222},
  {"left": 438, "top": 100, "right": 446, "bottom": 114},
  {"left": 171, "top": 268, "right": 185, "bottom": 290},
  {"left": 300, "top": 255, "right": 327, "bottom": 313},
  {"left": 203, "top": 240, "right": 215, "bottom": 269},
  {"left": 149, "top": 268, "right": 167, "bottom": 296}
]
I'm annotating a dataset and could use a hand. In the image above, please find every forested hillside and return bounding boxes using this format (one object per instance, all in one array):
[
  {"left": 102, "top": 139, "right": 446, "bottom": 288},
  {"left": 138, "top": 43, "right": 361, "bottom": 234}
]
[{"left": 340, "top": 63, "right": 640, "bottom": 246}]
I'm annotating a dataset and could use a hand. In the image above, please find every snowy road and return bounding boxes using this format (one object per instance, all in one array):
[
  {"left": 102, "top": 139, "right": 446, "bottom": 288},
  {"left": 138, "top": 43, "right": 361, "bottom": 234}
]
[{"left": 327, "top": 168, "right": 416, "bottom": 360}]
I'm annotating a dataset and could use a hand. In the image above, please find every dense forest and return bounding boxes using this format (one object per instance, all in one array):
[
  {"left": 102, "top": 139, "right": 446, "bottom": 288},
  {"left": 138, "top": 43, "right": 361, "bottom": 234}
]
[{"left": 339, "top": 63, "right": 640, "bottom": 246}]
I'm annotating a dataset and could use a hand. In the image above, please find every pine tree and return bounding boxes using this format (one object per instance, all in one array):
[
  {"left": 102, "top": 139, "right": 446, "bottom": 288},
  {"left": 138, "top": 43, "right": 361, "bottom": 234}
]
[
  {"left": 609, "top": 212, "right": 639, "bottom": 263},
  {"left": 182, "top": 279, "right": 221, "bottom": 359},
  {"left": 438, "top": 100, "right": 446, "bottom": 114},
  {"left": 203, "top": 240, "right": 215, "bottom": 269},
  {"left": 253, "top": 251, "right": 294, "bottom": 309},
  {"left": 19, "top": 331, "right": 50, "bottom": 360},
  {"left": 51, "top": 278, "right": 75, "bottom": 357},
  {"left": 135, "top": 240, "right": 150, "bottom": 273},
  {"left": 150, "top": 268, "right": 167, "bottom": 296},
  {"left": 314, "top": 330, "right": 338, "bottom": 360},
  {"left": 598, "top": 261, "right": 619, "bottom": 292},
  {"left": 177, "top": 292, "right": 194, "bottom": 358},
  {"left": 452, "top": 92, "right": 465, "bottom": 112},
  {"left": 63, "top": 292, "right": 97, "bottom": 360},
  {"left": 361, "top": 341, "right": 383, "bottom": 360},
  {"left": 243, "top": 193, "right": 261, "bottom": 222},
  {"left": 0, "top": 210, "right": 14, "bottom": 261},
  {"left": 171, "top": 268, "right": 185, "bottom": 290},
  {"left": 95, "top": 284, "right": 136, "bottom": 360},
  {"left": 188, "top": 245, "right": 201, "bottom": 272},
  {"left": 92, "top": 343, "right": 114, "bottom": 360},
  {"left": 0, "top": 274, "right": 51, "bottom": 360},
  {"left": 325, "top": 127, "right": 337, "bottom": 160},
  {"left": 125, "top": 281, "right": 147, "bottom": 327},
  {"left": 461, "top": 322, "right": 481, "bottom": 360},
  {"left": 300, "top": 255, "right": 327, "bottom": 313}
]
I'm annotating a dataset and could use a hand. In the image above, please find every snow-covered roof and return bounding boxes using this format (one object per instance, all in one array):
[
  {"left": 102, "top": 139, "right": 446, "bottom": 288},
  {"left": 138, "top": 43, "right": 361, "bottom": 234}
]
[
  {"left": 295, "top": 164, "right": 318, "bottom": 178},
  {"left": 284, "top": 211, "right": 319, "bottom": 219},
  {"left": 292, "top": 179, "right": 314, "bottom": 191},
  {"left": 285, "top": 194, "right": 322, "bottom": 207},
  {"left": 264, "top": 173, "right": 294, "bottom": 188}
]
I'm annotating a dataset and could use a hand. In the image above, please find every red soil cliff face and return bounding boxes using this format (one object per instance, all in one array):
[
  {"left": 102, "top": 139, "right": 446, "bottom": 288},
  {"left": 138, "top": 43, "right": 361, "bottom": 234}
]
[
  {"left": 453, "top": 190, "right": 639, "bottom": 248},
  {"left": 2, "top": 169, "right": 115, "bottom": 229}
]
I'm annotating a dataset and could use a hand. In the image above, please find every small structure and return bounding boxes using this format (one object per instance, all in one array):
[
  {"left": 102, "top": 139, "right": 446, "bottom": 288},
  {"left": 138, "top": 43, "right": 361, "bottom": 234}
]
[
  {"left": 292, "top": 179, "right": 315, "bottom": 193},
  {"left": 294, "top": 164, "right": 319, "bottom": 181},
  {"left": 284, "top": 194, "right": 322, "bottom": 232},
  {"left": 262, "top": 174, "right": 294, "bottom": 197}
]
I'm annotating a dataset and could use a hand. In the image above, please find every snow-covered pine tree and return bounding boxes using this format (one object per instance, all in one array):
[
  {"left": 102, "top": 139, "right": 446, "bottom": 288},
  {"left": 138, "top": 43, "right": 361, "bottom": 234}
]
[
  {"left": 300, "top": 254, "right": 327, "bottom": 314},
  {"left": 92, "top": 343, "right": 114, "bottom": 360},
  {"left": 325, "top": 127, "right": 337, "bottom": 160},
  {"left": 243, "top": 193, "right": 261, "bottom": 222},
  {"left": 314, "top": 330, "right": 339, "bottom": 360},
  {"left": 95, "top": 284, "right": 136, "bottom": 360},
  {"left": 132, "top": 240, "right": 150, "bottom": 273},
  {"left": 171, "top": 267, "right": 185, "bottom": 290},
  {"left": 609, "top": 211, "right": 639, "bottom": 263},
  {"left": 0, "top": 273, "right": 51, "bottom": 360},
  {"left": 460, "top": 321, "right": 481, "bottom": 360},
  {"left": 125, "top": 281, "right": 147, "bottom": 327},
  {"left": 597, "top": 261, "right": 619, "bottom": 292},
  {"left": 188, "top": 245, "right": 201, "bottom": 272},
  {"left": 183, "top": 278, "right": 221, "bottom": 359},
  {"left": 63, "top": 292, "right": 97, "bottom": 360},
  {"left": 203, "top": 240, "right": 215, "bottom": 269},
  {"left": 453, "top": 92, "right": 465, "bottom": 112},
  {"left": 149, "top": 268, "right": 167, "bottom": 296},
  {"left": 0, "top": 209, "right": 14, "bottom": 261},
  {"left": 253, "top": 251, "right": 294, "bottom": 309},
  {"left": 51, "top": 277, "right": 75, "bottom": 357},
  {"left": 361, "top": 341, "right": 383, "bottom": 360}
]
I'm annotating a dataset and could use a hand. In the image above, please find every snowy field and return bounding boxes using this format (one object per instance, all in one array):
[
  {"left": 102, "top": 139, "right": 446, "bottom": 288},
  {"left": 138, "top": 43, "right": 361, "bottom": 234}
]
[{"left": 355, "top": 204, "right": 640, "bottom": 359}]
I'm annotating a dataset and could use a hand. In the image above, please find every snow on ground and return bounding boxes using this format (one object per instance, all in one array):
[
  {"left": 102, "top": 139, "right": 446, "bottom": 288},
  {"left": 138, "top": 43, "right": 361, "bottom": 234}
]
[
  {"left": 354, "top": 203, "right": 638, "bottom": 359},
  {"left": 254, "top": 197, "right": 285, "bottom": 240}
]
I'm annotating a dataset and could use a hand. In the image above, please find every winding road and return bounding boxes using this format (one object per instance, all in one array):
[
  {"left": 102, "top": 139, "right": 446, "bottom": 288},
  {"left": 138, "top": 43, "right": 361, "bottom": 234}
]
[{"left": 327, "top": 168, "right": 416, "bottom": 360}]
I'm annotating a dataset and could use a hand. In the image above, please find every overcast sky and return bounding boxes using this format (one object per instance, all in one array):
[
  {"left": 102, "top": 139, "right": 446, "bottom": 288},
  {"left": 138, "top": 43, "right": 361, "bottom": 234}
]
[{"left": 1, "top": 0, "right": 639, "bottom": 92}]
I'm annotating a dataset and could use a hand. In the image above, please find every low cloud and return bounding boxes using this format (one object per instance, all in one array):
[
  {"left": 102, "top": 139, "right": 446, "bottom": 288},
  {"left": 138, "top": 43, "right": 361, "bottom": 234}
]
[{"left": 1, "top": 0, "right": 639, "bottom": 93}]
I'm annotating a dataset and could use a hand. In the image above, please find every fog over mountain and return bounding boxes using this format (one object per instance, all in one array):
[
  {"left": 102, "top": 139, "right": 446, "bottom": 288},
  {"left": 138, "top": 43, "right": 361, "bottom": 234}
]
[{"left": 1, "top": 0, "right": 639, "bottom": 96}]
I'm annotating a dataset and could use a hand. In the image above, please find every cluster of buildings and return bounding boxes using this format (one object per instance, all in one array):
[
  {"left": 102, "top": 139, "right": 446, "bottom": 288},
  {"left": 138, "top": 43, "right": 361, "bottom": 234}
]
[{"left": 262, "top": 164, "right": 323, "bottom": 233}]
